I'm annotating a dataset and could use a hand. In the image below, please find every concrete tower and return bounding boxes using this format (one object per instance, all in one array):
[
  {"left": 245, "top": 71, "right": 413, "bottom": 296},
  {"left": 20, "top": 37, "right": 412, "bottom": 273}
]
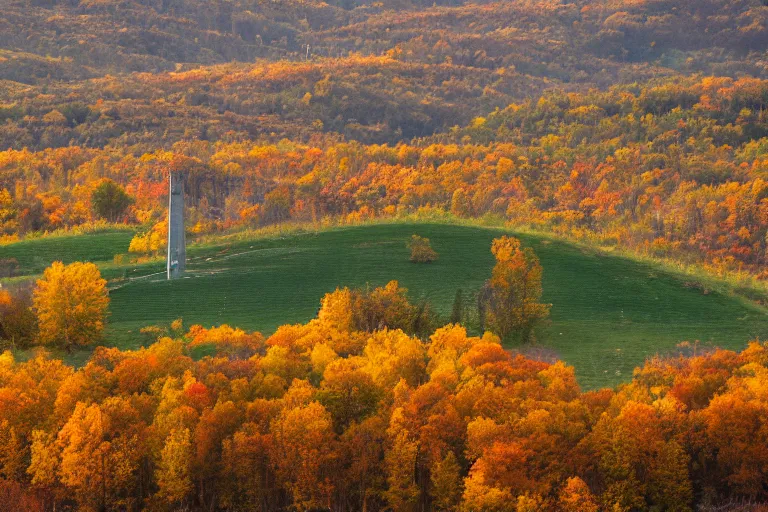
[{"left": 167, "top": 171, "right": 186, "bottom": 279}]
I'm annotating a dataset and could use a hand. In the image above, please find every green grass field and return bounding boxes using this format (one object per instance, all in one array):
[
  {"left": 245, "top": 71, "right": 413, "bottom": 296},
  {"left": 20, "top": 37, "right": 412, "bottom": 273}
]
[
  {"left": 4, "top": 223, "right": 768, "bottom": 388},
  {"left": 1, "top": 230, "right": 135, "bottom": 276}
]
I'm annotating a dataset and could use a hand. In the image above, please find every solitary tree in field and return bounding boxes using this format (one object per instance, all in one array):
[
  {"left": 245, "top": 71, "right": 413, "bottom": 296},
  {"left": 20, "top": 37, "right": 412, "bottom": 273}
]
[
  {"left": 91, "top": 179, "right": 133, "bottom": 222},
  {"left": 481, "top": 236, "right": 550, "bottom": 342},
  {"left": 33, "top": 261, "right": 109, "bottom": 350},
  {"left": 408, "top": 234, "right": 438, "bottom": 263}
]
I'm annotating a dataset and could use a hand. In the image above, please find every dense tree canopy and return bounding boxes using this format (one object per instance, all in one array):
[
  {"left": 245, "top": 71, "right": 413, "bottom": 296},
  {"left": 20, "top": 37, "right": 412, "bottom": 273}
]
[
  {"left": 2, "top": 0, "right": 768, "bottom": 509},
  {"left": 1, "top": 0, "right": 765, "bottom": 86},
  {"left": 0, "top": 287, "right": 767, "bottom": 510}
]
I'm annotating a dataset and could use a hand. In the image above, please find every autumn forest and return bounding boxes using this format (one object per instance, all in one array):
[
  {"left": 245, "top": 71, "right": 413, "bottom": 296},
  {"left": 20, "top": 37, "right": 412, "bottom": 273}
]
[{"left": 2, "top": 0, "right": 768, "bottom": 510}]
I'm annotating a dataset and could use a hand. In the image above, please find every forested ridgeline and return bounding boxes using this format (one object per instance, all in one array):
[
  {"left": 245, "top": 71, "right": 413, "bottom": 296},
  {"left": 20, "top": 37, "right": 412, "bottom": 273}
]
[
  {"left": 1, "top": 0, "right": 766, "bottom": 85},
  {"left": 2, "top": 0, "right": 767, "bottom": 144},
  {"left": 2, "top": 76, "right": 768, "bottom": 275},
  {"left": 0, "top": 56, "right": 554, "bottom": 148},
  {"left": 1, "top": 288, "right": 768, "bottom": 511}
]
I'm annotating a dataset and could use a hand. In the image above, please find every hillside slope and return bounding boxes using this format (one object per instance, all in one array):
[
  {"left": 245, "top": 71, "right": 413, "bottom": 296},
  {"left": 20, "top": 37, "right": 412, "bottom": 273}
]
[{"left": 6, "top": 223, "right": 767, "bottom": 388}]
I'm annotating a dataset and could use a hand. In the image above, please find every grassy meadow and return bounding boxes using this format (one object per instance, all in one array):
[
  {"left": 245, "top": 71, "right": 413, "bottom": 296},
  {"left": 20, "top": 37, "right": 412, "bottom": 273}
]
[
  {"left": 1, "top": 230, "right": 136, "bottom": 276},
  {"left": 3, "top": 223, "right": 768, "bottom": 388}
]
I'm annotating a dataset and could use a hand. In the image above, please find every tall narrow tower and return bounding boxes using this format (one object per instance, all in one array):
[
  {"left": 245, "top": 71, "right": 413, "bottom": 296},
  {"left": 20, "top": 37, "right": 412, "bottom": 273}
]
[{"left": 167, "top": 171, "right": 186, "bottom": 279}]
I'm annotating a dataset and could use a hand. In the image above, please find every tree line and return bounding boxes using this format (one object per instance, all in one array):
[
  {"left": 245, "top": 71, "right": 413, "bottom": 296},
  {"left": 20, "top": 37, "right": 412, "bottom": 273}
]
[
  {"left": 2, "top": 76, "right": 768, "bottom": 277},
  {"left": 0, "top": 275, "right": 767, "bottom": 510}
]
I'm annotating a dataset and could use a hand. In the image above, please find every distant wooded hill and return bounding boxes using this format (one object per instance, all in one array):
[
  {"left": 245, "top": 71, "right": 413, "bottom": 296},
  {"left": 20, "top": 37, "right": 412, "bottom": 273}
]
[{"left": 1, "top": 0, "right": 766, "bottom": 84}]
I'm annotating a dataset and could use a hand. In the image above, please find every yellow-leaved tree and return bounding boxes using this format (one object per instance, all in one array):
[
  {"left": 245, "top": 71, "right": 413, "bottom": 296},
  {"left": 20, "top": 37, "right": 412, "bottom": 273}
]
[
  {"left": 128, "top": 219, "right": 167, "bottom": 255},
  {"left": 33, "top": 261, "right": 109, "bottom": 350},
  {"left": 156, "top": 427, "right": 193, "bottom": 506},
  {"left": 481, "top": 236, "right": 550, "bottom": 343}
]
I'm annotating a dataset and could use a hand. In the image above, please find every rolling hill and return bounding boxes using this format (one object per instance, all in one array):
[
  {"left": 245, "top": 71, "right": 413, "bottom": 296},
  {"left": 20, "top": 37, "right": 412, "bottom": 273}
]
[{"left": 6, "top": 222, "right": 767, "bottom": 388}]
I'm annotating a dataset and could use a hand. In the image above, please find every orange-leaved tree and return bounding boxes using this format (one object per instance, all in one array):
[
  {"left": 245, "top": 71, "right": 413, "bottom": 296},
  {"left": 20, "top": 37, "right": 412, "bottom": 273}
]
[
  {"left": 0, "top": 286, "right": 37, "bottom": 347},
  {"left": 481, "top": 236, "right": 550, "bottom": 343},
  {"left": 33, "top": 261, "right": 109, "bottom": 350}
]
